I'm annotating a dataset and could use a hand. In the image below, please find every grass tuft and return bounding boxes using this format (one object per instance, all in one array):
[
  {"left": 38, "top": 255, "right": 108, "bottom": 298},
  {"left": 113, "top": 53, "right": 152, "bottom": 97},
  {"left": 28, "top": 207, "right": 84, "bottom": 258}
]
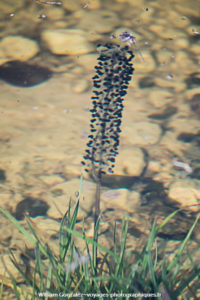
[{"left": 0, "top": 205, "right": 200, "bottom": 299}]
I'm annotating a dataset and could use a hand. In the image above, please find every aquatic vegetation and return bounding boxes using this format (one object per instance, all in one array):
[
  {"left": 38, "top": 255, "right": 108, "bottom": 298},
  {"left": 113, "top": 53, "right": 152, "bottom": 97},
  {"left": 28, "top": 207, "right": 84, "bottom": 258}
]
[
  {"left": 82, "top": 43, "right": 134, "bottom": 176},
  {"left": 82, "top": 43, "right": 134, "bottom": 224},
  {"left": 0, "top": 204, "right": 200, "bottom": 299}
]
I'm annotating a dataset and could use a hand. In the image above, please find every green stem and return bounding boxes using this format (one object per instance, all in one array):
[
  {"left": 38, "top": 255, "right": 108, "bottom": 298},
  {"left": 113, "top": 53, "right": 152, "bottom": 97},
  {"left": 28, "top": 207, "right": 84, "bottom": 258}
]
[{"left": 94, "top": 174, "right": 101, "bottom": 227}]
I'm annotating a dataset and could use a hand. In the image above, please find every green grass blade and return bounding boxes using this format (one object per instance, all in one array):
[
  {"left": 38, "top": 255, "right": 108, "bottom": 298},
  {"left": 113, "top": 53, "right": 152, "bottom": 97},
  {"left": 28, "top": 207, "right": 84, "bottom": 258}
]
[
  {"left": 141, "top": 220, "right": 157, "bottom": 276},
  {"left": 93, "top": 213, "right": 101, "bottom": 270},
  {"left": 64, "top": 241, "right": 75, "bottom": 285},
  {"left": 65, "top": 227, "right": 118, "bottom": 261},
  {"left": 113, "top": 221, "right": 117, "bottom": 259},
  {"left": 59, "top": 211, "right": 70, "bottom": 262},
  {"left": 156, "top": 210, "right": 179, "bottom": 233},
  {"left": 2, "top": 199, "right": 199, "bottom": 298},
  {"left": 147, "top": 251, "right": 158, "bottom": 291},
  {"left": 35, "top": 243, "right": 44, "bottom": 291},
  {"left": 11, "top": 279, "right": 20, "bottom": 300},
  {"left": 46, "top": 244, "right": 63, "bottom": 288},
  {"left": 0, "top": 207, "right": 36, "bottom": 245},
  {"left": 82, "top": 225, "right": 95, "bottom": 276},
  {"left": 167, "top": 215, "right": 200, "bottom": 272},
  {"left": 25, "top": 218, "right": 48, "bottom": 257},
  {"left": 68, "top": 200, "right": 79, "bottom": 227},
  {"left": 45, "top": 263, "right": 52, "bottom": 297},
  {"left": 115, "top": 217, "right": 129, "bottom": 277},
  {"left": 59, "top": 201, "right": 79, "bottom": 263},
  {"left": 154, "top": 238, "right": 158, "bottom": 269}
]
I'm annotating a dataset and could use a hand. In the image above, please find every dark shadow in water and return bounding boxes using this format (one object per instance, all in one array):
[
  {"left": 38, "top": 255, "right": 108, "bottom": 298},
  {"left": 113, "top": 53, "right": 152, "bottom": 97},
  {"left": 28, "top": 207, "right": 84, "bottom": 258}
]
[
  {"left": 15, "top": 196, "right": 49, "bottom": 220},
  {"left": 0, "top": 60, "right": 52, "bottom": 87}
]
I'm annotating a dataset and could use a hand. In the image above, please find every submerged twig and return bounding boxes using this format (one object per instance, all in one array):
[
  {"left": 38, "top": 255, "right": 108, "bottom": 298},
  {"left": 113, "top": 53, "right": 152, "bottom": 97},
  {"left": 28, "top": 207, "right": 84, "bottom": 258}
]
[{"left": 33, "top": 0, "right": 62, "bottom": 6}]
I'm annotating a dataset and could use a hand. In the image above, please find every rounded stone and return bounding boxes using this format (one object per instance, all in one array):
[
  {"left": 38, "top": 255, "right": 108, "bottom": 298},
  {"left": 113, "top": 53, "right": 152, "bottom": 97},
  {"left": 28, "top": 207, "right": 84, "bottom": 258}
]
[
  {"left": 44, "top": 7, "right": 64, "bottom": 21},
  {"left": 41, "top": 29, "right": 94, "bottom": 55},
  {"left": 78, "top": 10, "right": 119, "bottom": 34},
  {"left": 175, "top": 3, "right": 200, "bottom": 18},
  {"left": 156, "top": 49, "right": 174, "bottom": 66},
  {"left": 39, "top": 174, "right": 64, "bottom": 186},
  {"left": 139, "top": 8, "right": 155, "bottom": 24},
  {"left": 115, "top": 147, "right": 146, "bottom": 176},
  {"left": 168, "top": 179, "right": 200, "bottom": 211},
  {"left": 174, "top": 51, "right": 193, "bottom": 69},
  {"left": 186, "top": 87, "right": 200, "bottom": 100},
  {"left": 123, "top": 121, "right": 162, "bottom": 146},
  {"left": 0, "top": 35, "right": 39, "bottom": 61},
  {"left": 72, "top": 79, "right": 89, "bottom": 93},
  {"left": 148, "top": 160, "right": 161, "bottom": 173},
  {"left": 150, "top": 26, "right": 186, "bottom": 40},
  {"left": 149, "top": 24, "right": 164, "bottom": 35},
  {"left": 0, "top": 48, "right": 7, "bottom": 65},
  {"left": 149, "top": 89, "right": 173, "bottom": 108},
  {"left": 33, "top": 217, "right": 60, "bottom": 234},
  {"left": 101, "top": 188, "right": 140, "bottom": 213},
  {"left": 132, "top": 50, "right": 156, "bottom": 74},
  {"left": 77, "top": 53, "right": 98, "bottom": 72},
  {"left": 85, "top": 0, "right": 101, "bottom": 9},
  {"left": 101, "top": 188, "right": 128, "bottom": 208},
  {"left": 168, "top": 11, "right": 190, "bottom": 29},
  {"left": 155, "top": 76, "right": 187, "bottom": 93},
  {"left": 116, "top": 0, "right": 141, "bottom": 6},
  {"left": 0, "top": 254, "right": 21, "bottom": 281},
  {"left": 168, "top": 119, "right": 200, "bottom": 136},
  {"left": 190, "top": 44, "right": 200, "bottom": 55},
  {"left": 0, "top": 0, "right": 24, "bottom": 13},
  {"left": 47, "top": 179, "right": 95, "bottom": 219},
  {"left": 174, "top": 38, "right": 189, "bottom": 49},
  {"left": 62, "top": 0, "right": 80, "bottom": 11}
]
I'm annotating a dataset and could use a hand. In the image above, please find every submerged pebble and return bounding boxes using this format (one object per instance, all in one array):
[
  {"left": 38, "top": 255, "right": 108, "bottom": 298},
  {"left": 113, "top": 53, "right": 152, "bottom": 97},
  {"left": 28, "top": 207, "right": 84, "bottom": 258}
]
[
  {"left": 0, "top": 35, "right": 39, "bottom": 62},
  {"left": 41, "top": 29, "right": 94, "bottom": 55},
  {"left": 123, "top": 121, "right": 162, "bottom": 146},
  {"left": 168, "top": 179, "right": 200, "bottom": 211}
]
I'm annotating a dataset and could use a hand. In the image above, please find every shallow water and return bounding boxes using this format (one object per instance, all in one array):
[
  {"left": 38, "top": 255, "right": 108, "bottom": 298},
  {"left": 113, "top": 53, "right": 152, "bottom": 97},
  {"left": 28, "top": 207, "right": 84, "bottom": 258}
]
[{"left": 0, "top": 0, "right": 200, "bottom": 296}]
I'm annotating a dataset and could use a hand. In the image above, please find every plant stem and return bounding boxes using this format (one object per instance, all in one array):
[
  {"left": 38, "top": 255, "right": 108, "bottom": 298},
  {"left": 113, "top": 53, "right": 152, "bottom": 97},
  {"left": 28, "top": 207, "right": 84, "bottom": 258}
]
[
  {"left": 94, "top": 171, "right": 101, "bottom": 227},
  {"left": 93, "top": 169, "right": 101, "bottom": 270}
]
